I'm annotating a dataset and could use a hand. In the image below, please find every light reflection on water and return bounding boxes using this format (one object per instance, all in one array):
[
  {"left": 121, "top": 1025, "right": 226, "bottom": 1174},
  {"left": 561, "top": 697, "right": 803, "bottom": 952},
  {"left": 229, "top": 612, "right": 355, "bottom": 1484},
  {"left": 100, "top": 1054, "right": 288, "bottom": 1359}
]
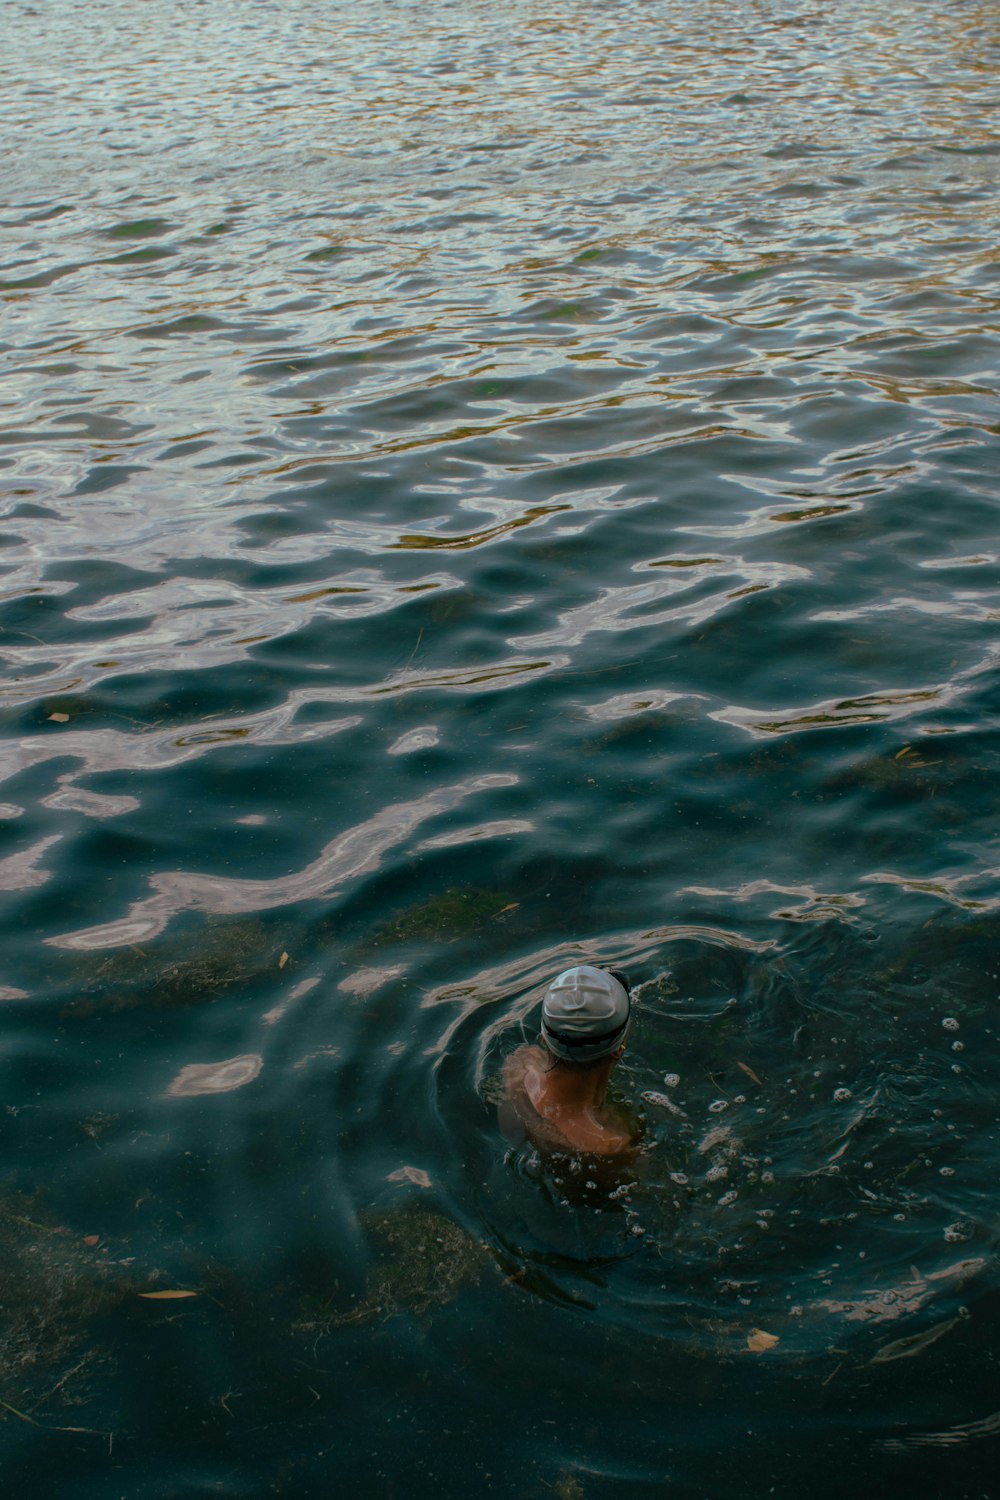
[{"left": 1, "top": 0, "right": 999, "bottom": 1493}]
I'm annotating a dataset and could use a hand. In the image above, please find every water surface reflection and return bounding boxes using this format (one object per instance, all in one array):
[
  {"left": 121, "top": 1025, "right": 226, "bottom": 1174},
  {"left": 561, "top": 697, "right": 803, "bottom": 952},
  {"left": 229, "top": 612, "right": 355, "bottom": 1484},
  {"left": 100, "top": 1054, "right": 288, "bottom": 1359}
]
[{"left": 1, "top": 0, "right": 999, "bottom": 1494}]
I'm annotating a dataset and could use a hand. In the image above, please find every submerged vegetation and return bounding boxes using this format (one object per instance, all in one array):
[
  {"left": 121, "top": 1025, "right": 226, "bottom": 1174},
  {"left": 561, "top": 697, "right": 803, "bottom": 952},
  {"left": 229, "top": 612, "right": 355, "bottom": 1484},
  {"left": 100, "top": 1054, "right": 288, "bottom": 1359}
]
[
  {"left": 295, "top": 1205, "right": 485, "bottom": 1338},
  {"left": 356, "top": 885, "right": 523, "bottom": 954},
  {"left": 0, "top": 1192, "right": 123, "bottom": 1428},
  {"left": 60, "top": 917, "right": 286, "bottom": 1018}
]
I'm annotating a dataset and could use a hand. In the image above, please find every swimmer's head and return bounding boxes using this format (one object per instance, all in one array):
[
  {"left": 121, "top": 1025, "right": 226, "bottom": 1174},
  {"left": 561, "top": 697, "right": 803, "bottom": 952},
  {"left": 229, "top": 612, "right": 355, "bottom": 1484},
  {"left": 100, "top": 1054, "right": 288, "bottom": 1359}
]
[{"left": 540, "top": 965, "right": 631, "bottom": 1064}]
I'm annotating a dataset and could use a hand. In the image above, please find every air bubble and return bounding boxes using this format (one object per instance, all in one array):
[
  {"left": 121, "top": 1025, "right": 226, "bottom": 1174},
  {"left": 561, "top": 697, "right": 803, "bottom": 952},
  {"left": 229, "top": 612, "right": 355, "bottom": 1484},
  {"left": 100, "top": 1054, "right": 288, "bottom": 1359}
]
[
  {"left": 833, "top": 1087, "right": 852, "bottom": 1102},
  {"left": 706, "top": 1163, "right": 729, "bottom": 1183},
  {"left": 942, "top": 1017, "right": 959, "bottom": 1031},
  {"left": 717, "top": 1190, "right": 737, "bottom": 1207},
  {"left": 663, "top": 1072, "right": 680, "bottom": 1088},
  {"left": 952, "top": 1040, "right": 964, "bottom": 1052},
  {"left": 944, "top": 1220, "right": 973, "bottom": 1243},
  {"left": 642, "top": 1090, "right": 683, "bottom": 1110},
  {"left": 939, "top": 1166, "right": 955, "bottom": 1177},
  {"left": 708, "top": 1099, "right": 728, "bottom": 1114},
  {"left": 670, "top": 1171, "right": 688, "bottom": 1185},
  {"left": 894, "top": 1213, "right": 906, "bottom": 1222}
]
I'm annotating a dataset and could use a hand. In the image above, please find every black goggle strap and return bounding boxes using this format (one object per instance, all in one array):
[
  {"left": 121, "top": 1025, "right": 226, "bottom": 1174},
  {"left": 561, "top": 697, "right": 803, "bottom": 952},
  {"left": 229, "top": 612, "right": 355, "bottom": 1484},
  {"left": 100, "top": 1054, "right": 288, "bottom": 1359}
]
[{"left": 542, "top": 1018, "right": 628, "bottom": 1051}]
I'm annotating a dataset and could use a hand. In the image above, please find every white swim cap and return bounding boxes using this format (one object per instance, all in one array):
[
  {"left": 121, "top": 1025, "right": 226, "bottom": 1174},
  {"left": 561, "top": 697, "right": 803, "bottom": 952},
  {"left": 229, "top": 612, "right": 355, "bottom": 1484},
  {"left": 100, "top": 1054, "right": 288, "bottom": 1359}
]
[{"left": 540, "top": 965, "right": 631, "bottom": 1062}]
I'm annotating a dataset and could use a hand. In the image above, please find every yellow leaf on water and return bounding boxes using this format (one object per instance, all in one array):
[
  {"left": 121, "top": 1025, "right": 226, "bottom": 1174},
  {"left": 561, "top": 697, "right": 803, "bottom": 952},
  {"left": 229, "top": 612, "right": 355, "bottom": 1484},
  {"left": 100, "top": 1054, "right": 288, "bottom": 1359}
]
[
  {"left": 48, "top": 713, "right": 70, "bottom": 723},
  {"left": 139, "top": 1290, "right": 198, "bottom": 1300},
  {"left": 747, "top": 1327, "right": 779, "bottom": 1352},
  {"left": 279, "top": 951, "right": 289, "bottom": 969}
]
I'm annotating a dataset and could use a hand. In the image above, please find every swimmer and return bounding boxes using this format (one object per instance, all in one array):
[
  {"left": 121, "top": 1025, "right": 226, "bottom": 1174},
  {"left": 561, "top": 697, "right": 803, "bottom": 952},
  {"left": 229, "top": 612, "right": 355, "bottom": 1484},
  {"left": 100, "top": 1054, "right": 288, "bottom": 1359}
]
[{"left": 500, "top": 965, "right": 637, "bottom": 1157}]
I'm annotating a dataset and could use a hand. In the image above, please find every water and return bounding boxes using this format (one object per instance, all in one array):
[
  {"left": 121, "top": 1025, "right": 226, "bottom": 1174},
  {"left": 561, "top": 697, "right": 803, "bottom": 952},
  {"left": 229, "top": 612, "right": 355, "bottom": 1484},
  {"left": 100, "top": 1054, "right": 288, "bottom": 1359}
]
[{"left": 2, "top": 0, "right": 999, "bottom": 1493}]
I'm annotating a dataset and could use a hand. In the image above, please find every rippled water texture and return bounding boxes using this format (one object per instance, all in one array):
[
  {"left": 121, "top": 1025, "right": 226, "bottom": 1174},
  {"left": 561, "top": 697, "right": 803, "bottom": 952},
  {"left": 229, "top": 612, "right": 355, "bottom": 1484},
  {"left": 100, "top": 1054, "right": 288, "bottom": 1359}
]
[{"left": 2, "top": 0, "right": 999, "bottom": 1493}]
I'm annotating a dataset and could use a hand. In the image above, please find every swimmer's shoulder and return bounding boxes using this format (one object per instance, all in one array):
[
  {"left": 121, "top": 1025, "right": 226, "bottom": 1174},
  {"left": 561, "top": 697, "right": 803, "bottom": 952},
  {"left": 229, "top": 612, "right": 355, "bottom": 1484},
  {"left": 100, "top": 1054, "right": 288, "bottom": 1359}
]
[
  {"left": 499, "top": 1045, "right": 548, "bottom": 1147},
  {"left": 502, "top": 1042, "right": 546, "bottom": 1096}
]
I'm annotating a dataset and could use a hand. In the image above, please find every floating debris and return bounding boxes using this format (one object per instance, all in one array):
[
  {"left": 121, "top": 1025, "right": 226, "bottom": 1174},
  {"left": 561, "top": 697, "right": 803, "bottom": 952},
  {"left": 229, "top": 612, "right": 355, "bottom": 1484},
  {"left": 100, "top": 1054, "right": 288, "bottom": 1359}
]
[
  {"left": 816, "top": 1258, "right": 985, "bottom": 1323},
  {"left": 387, "top": 1166, "right": 432, "bottom": 1189}
]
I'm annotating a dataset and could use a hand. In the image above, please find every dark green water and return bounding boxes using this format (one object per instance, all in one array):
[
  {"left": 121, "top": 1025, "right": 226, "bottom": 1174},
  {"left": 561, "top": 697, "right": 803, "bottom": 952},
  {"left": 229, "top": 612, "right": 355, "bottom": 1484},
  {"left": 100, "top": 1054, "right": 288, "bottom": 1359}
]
[{"left": 2, "top": 0, "right": 999, "bottom": 1493}]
